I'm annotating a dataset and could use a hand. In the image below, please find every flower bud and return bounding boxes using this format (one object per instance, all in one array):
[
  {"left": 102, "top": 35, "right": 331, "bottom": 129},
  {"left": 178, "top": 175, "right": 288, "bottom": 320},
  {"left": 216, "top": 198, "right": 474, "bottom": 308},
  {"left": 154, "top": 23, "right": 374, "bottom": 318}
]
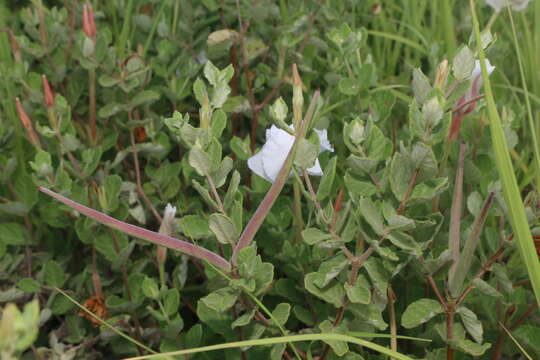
[
  {"left": 434, "top": 59, "right": 449, "bottom": 90},
  {"left": 15, "top": 98, "right": 41, "bottom": 148},
  {"left": 157, "top": 204, "right": 177, "bottom": 266},
  {"left": 7, "top": 30, "right": 22, "bottom": 63},
  {"left": 41, "top": 75, "right": 55, "bottom": 108},
  {"left": 83, "top": 5, "right": 97, "bottom": 39},
  {"left": 292, "top": 64, "right": 304, "bottom": 129}
]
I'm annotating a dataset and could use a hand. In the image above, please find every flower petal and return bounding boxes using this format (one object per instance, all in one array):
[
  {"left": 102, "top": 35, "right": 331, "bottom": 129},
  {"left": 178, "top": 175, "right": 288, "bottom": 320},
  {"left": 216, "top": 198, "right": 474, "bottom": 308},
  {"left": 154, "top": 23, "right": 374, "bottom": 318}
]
[
  {"left": 471, "top": 59, "right": 495, "bottom": 80},
  {"left": 261, "top": 126, "right": 295, "bottom": 182},
  {"left": 248, "top": 150, "right": 272, "bottom": 182},
  {"left": 314, "top": 128, "right": 334, "bottom": 153},
  {"left": 307, "top": 159, "right": 324, "bottom": 177}
]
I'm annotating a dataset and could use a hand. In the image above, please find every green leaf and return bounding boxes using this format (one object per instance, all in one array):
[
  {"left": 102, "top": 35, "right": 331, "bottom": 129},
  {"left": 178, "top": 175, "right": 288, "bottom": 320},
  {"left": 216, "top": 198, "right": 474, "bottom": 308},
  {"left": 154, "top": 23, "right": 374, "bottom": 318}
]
[
  {"left": 179, "top": 215, "right": 210, "bottom": 239},
  {"left": 211, "top": 82, "right": 231, "bottom": 108},
  {"left": 272, "top": 303, "right": 291, "bottom": 327},
  {"left": 371, "top": 91, "right": 395, "bottom": 122},
  {"left": 30, "top": 150, "right": 53, "bottom": 178},
  {"left": 304, "top": 272, "right": 345, "bottom": 308},
  {"left": 192, "top": 180, "right": 219, "bottom": 210},
  {"left": 201, "top": 288, "right": 239, "bottom": 312},
  {"left": 313, "top": 255, "right": 349, "bottom": 288},
  {"left": 128, "top": 273, "right": 145, "bottom": 304},
  {"left": 295, "top": 139, "right": 318, "bottom": 169},
  {"left": 0, "top": 222, "right": 27, "bottom": 245},
  {"left": 389, "top": 152, "right": 414, "bottom": 201},
  {"left": 344, "top": 275, "right": 371, "bottom": 304},
  {"left": 457, "top": 306, "right": 483, "bottom": 344},
  {"left": 302, "top": 227, "right": 332, "bottom": 245},
  {"left": 163, "top": 288, "right": 180, "bottom": 316},
  {"left": 184, "top": 324, "right": 203, "bottom": 348},
  {"left": 359, "top": 198, "right": 385, "bottom": 235},
  {"left": 422, "top": 97, "right": 443, "bottom": 127},
  {"left": 514, "top": 325, "right": 540, "bottom": 355},
  {"left": 471, "top": 278, "right": 502, "bottom": 298},
  {"left": 344, "top": 172, "right": 378, "bottom": 197},
  {"left": 209, "top": 213, "right": 237, "bottom": 245},
  {"left": 44, "top": 261, "right": 66, "bottom": 287},
  {"left": 102, "top": 175, "right": 122, "bottom": 212},
  {"left": 17, "top": 278, "right": 40, "bottom": 293},
  {"left": 230, "top": 136, "right": 252, "bottom": 160},
  {"left": 231, "top": 310, "right": 256, "bottom": 328},
  {"left": 196, "top": 300, "right": 234, "bottom": 337},
  {"left": 203, "top": 61, "right": 220, "bottom": 86},
  {"left": 269, "top": 97, "right": 288, "bottom": 123},
  {"left": 364, "top": 257, "right": 390, "bottom": 295},
  {"left": 211, "top": 109, "right": 227, "bottom": 138},
  {"left": 319, "top": 320, "right": 349, "bottom": 356},
  {"left": 142, "top": 277, "right": 160, "bottom": 300},
  {"left": 452, "top": 45, "right": 475, "bottom": 81},
  {"left": 401, "top": 298, "right": 443, "bottom": 329},
  {"left": 98, "top": 102, "right": 124, "bottom": 118},
  {"left": 129, "top": 90, "right": 160, "bottom": 109},
  {"left": 412, "top": 68, "right": 432, "bottom": 104},
  {"left": 13, "top": 171, "right": 38, "bottom": 210},
  {"left": 270, "top": 343, "right": 286, "bottom": 360},
  {"left": 387, "top": 232, "right": 421, "bottom": 255},
  {"left": 410, "top": 178, "right": 449, "bottom": 201},
  {"left": 236, "top": 245, "right": 274, "bottom": 295},
  {"left": 338, "top": 77, "right": 360, "bottom": 96},
  {"left": 189, "top": 145, "right": 212, "bottom": 176},
  {"left": 350, "top": 303, "right": 388, "bottom": 330},
  {"left": 193, "top": 78, "right": 208, "bottom": 106},
  {"left": 454, "top": 339, "right": 491, "bottom": 357},
  {"left": 317, "top": 157, "right": 337, "bottom": 200}
]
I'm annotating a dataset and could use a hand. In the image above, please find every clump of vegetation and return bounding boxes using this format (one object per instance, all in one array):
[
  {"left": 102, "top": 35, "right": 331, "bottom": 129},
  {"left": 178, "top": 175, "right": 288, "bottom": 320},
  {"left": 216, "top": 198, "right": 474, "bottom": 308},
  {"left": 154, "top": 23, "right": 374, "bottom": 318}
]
[{"left": 1, "top": 1, "right": 539, "bottom": 359}]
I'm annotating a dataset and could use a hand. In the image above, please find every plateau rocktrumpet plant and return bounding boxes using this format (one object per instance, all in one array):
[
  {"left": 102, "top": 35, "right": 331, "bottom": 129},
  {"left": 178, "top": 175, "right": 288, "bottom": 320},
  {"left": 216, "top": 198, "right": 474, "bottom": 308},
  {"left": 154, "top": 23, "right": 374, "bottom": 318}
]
[
  {"left": 247, "top": 125, "right": 334, "bottom": 183},
  {"left": 485, "top": 0, "right": 531, "bottom": 12},
  {"left": 448, "top": 59, "right": 495, "bottom": 141}
]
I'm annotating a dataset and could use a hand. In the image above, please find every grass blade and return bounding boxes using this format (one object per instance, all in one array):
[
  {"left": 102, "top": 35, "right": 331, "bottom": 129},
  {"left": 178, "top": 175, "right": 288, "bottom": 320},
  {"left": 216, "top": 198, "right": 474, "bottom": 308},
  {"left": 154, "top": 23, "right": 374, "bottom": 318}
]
[
  {"left": 470, "top": 0, "right": 540, "bottom": 310},
  {"left": 55, "top": 287, "right": 156, "bottom": 354},
  {"left": 123, "top": 333, "right": 420, "bottom": 360},
  {"left": 504, "top": 5, "right": 540, "bottom": 192}
]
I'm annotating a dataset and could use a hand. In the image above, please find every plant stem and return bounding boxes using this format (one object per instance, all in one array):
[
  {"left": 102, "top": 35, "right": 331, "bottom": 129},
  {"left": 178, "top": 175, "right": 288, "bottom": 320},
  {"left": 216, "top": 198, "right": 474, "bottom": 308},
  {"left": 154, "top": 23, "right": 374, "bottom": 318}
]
[
  {"left": 388, "top": 286, "right": 398, "bottom": 359},
  {"left": 446, "top": 300, "right": 455, "bottom": 360}
]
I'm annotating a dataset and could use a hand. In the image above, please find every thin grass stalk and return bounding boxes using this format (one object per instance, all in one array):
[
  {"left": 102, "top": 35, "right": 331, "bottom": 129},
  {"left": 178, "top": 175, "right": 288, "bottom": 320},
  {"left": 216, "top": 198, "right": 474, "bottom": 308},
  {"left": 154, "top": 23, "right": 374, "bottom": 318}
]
[
  {"left": 142, "top": 0, "right": 168, "bottom": 58},
  {"left": 441, "top": 0, "right": 457, "bottom": 55},
  {"left": 470, "top": 0, "right": 540, "bottom": 310},
  {"left": 505, "top": 7, "right": 540, "bottom": 192},
  {"left": 124, "top": 334, "right": 418, "bottom": 360}
]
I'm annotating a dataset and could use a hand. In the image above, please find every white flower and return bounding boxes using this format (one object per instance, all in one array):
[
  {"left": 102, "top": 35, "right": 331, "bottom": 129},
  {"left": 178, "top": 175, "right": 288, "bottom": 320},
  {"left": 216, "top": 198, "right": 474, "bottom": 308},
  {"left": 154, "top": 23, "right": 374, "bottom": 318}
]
[
  {"left": 159, "top": 204, "right": 177, "bottom": 235},
  {"left": 471, "top": 59, "right": 496, "bottom": 80},
  {"left": 248, "top": 125, "right": 334, "bottom": 183},
  {"left": 485, "top": 0, "right": 531, "bottom": 12},
  {"left": 465, "top": 59, "right": 495, "bottom": 101}
]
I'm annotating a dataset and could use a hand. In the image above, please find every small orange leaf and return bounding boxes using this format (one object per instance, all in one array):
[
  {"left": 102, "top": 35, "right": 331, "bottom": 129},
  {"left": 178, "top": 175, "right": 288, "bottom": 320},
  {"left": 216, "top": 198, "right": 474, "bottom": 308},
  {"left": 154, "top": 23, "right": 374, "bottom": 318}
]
[{"left": 78, "top": 295, "right": 109, "bottom": 327}]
